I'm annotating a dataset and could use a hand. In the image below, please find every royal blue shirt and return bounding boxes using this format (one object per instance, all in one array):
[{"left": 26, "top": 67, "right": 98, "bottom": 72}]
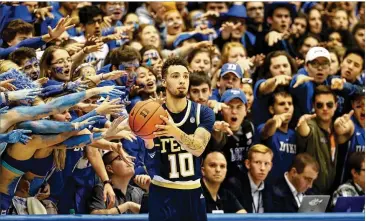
[
  {"left": 257, "top": 123, "right": 297, "bottom": 180},
  {"left": 252, "top": 78, "right": 272, "bottom": 126}
]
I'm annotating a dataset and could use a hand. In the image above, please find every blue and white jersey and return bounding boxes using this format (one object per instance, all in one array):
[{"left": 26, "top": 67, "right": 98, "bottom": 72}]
[
  {"left": 147, "top": 100, "right": 214, "bottom": 183},
  {"left": 257, "top": 124, "right": 297, "bottom": 179}
]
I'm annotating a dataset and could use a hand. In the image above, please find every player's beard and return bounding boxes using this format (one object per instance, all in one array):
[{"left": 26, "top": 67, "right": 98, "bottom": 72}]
[{"left": 173, "top": 90, "right": 187, "bottom": 98}]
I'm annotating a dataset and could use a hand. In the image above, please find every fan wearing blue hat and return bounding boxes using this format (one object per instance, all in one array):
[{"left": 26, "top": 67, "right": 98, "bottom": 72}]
[
  {"left": 256, "top": 2, "right": 297, "bottom": 57},
  {"left": 214, "top": 4, "right": 257, "bottom": 57},
  {"left": 209, "top": 63, "right": 243, "bottom": 103},
  {"left": 211, "top": 88, "right": 255, "bottom": 181}
]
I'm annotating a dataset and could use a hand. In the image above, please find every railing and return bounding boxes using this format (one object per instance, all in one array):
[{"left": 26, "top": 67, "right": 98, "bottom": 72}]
[{"left": 0, "top": 213, "right": 364, "bottom": 221}]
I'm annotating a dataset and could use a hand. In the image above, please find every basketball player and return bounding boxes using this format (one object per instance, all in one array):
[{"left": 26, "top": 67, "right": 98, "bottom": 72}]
[{"left": 143, "top": 57, "right": 215, "bottom": 221}]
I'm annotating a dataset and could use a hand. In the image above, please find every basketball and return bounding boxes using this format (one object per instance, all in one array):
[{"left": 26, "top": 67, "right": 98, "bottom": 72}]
[{"left": 129, "top": 100, "right": 167, "bottom": 139}]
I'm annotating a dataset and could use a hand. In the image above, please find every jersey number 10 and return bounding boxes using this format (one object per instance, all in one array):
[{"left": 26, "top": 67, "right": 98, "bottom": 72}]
[{"left": 168, "top": 153, "right": 194, "bottom": 179}]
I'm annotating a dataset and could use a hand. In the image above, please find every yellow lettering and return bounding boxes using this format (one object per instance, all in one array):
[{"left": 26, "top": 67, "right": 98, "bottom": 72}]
[
  {"left": 170, "top": 138, "right": 180, "bottom": 152},
  {"left": 160, "top": 138, "right": 169, "bottom": 153}
]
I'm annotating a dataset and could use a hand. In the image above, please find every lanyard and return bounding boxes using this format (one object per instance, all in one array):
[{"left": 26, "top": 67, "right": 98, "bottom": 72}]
[{"left": 252, "top": 191, "right": 262, "bottom": 213}]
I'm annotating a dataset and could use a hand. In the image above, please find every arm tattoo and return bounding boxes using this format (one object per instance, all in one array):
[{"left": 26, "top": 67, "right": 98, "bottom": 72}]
[{"left": 178, "top": 129, "right": 210, "bottom": 152}]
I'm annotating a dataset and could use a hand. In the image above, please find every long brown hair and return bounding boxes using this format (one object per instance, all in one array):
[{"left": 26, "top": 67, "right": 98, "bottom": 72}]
[{"left": 39, "top": 46, "right": 66, "bottom": 79}]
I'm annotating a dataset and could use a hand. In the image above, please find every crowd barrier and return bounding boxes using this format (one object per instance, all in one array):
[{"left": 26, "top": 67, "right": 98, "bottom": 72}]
[{"left": 0, "top": 213, "right": 364, "bottom": 221}]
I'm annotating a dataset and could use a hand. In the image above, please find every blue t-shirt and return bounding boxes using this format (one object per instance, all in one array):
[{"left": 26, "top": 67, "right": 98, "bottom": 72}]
[
  {"left": 147, "top": 100, "right": 214, "bottom": 182},
  {"left": 257, "top": 123, "right": 297, "bottom": 180}
]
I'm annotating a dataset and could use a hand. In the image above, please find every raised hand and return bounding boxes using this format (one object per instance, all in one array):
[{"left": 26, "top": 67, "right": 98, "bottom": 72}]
[
  {"left": 99, "top": 86, "right": 126, "bottom": 98},
  {"left": 331, "top": 78, "right": 346, "bottom": 91},
  {"left": 296, "top": 114, "right": 317, "bottom": 129},
  {"left": 292, "top": 75, "right": 314, "bottom": 88},
  {"left": 150, "top": 91, "right": 165, "bottom": 105},
  {"left": 266, "top": 31, "right": 283, "bottom": 46},
  {"left": 8, "top": 88, "right": 42, "bottom": 102},
  {"left": 207, "top": 100, "right": 229, "bottom": 114},
  {"left": 109, "top": 143, "right": 135, "bottom": 166},
  {"left": 103, "top": 70, "right": 128, "bottom": 81},
  {"left": 237, "top": 57, "right": 254, "bottom": 72},
  {"left": 47, "top": 16, "right": 75, "bottom": 41},
  {"left": 0, "top": 79, "right": 17, "bottom": 91},
  {"left": 74, "top": 116, "right": 104, "bottom": 130},
  {"left": 95, "top": 96, "right": 124, "bottom": 116},
  {"left": 334, "top": 110, "right": 354, "bottom": 134},
  {"left": 213, "top": 121, "right": 233, "bottom": 136},
  {"left": 102, "top": 116, "right": 126, "bottom": 139},
  {"left": 272, "top": 113, "right": 292, "bottom": 128},
  {"left": 34, "top": 6, "right": 54, "bottom": 21},
  {"left": 64, "top": 42, "right": 84, "bottom": 55},
  {"left": 2, "top": 129, "right": 32, "bottom": 144},
  {"left": 274, "top": 75, "right": 292, "bottom": 87}
]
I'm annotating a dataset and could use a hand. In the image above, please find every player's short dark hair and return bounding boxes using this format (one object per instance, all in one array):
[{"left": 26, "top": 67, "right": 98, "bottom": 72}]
[
  {"left": 2, "top": 19, "right": 34, "bottom": 44},
  {"left": 162, "top": 56, "right": 189, "bottom": 79},
  {"left": 189, "top": 71, "right": 211, "bottom": 89},
  {"left": 343, "top": 48, "right": 365, "bottom": 69},
  {"left": 348, "top": 152, "right": 365, "bottom": 175},
  {"left": 109, "top": 45, "right": 141, "bottom": 67},
  {"left": 78, "top": 5, "right": 103, "bottom": 25},
  {"left": 258, "top": 50, "right": 297, "bottom": 79},
  {"left": 268, "top": 87, "right": 292, "bottom": 107},
  {"left": 313, "top": 85, "right": 337, "bottom": 103},
  {"left": 289, "top": 153, "right": 319, "bottom": 174},
  {"left": 9, "top": 47, "right": 37, "bottom": 66}
]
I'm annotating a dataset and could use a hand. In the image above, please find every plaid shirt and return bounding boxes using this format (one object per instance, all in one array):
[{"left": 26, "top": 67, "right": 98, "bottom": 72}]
[{"left": 331, "top": 180, "right": 365, "bottom": 207}]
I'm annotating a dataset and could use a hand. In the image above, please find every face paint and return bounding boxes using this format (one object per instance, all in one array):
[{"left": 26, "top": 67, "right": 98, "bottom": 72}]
[
  {"left": 144, "top": 51, "right": 159, "bottom": 60},
  {"left": 22, "top": 57, "right": 40, "bottom": 81},
  {"left": 146, "top": 58, "right": 152, "bottom": 67},
  {"left": 134, "top": 22, "right": 139, "bottom": 30},
  {"left": 166, "top": 20, "right": 183, "bottom": 27},
  {"left": 121, "top": 61, "right": 140, "bottom": 68},
  {"left": 52, "top": 66, "right": 65, "bottom": 75}
]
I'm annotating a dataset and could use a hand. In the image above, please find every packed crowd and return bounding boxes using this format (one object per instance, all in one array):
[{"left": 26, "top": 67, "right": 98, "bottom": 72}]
[{"left": 0, "top": 1, "right": 364, "bottom": 217}]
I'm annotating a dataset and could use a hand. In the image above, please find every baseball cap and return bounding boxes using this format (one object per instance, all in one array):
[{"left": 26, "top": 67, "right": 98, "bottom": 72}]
[
  {"left": 305, "top": 47, "right": 331, "bottom": 63},
  {"left": 220, "top": 89, "right": 247, "bottom": 104},
  {"left": 220, "top": 63, "right": 243, "bottom": 79}
]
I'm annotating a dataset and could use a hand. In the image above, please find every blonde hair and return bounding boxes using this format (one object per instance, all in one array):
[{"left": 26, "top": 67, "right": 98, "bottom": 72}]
[
  {"left": 221, "top": 42, "right": 247, "bottom": 64},
  {"left": 0, "top": 60, "right": 19, "bottom": 74},
  {"left": 248, "top": 144, "right": 273, "bottom": 160}
]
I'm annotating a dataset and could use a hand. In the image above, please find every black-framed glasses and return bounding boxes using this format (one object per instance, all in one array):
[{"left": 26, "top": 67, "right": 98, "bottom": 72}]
[
  {"left": 309, "top": 60, "right": 330, "bottom": 69},
  {"left": 106, "top": 155, "right": 122, "bottom": 165},
  {"left": 315, "top": 102, "right": 334, "bottom": 109}
]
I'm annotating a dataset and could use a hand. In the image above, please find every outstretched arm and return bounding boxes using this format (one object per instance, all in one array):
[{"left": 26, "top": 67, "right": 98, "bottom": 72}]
[{"left": 334, "top": 110, "right": 355, "bottom": 144}]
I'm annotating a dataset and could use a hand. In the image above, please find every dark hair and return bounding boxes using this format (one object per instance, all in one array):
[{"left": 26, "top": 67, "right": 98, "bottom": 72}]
[
  {"left": 296, "top": 11, "right": 308, "bottom": 21},
  {"left": 162, "top": 56, "right": 190, "bottom": 79},
  {"left": 187, "top": 48, "right": 212, "bottom": 65},
  {"left": 258, "top": 50, "right": 298, "bottom": 79},
  {"left": 352, "top": 23, "right": 365, "bottom": 48},
  {"left": 343, "top": 48, "right": 365, "bottom": 69},
  {"left": 78, "top": 6, "right": 103, "bottom": 25},
  {"left": 189, "top": 71, "right": 211, "bottom": 89},
  {"left": 2, "top": 19, "right": 34, "bottom": 44},
  {"left": 290, "top": 153, "right": 319, "bottom": 174},
  {"left": 327, "top": 48, "right": 341, "bottom": 65},
  {"left": 313, "top": 85, "right": 337, "bottom": 103},
  {"left": 297, "top": 33, "right": 321, "bottom": 54},
  {"left": 348, "top": 152, "right": 365, "bottom": 175},
  {"left": 109, "top": 45, "right": 141, "bottom": 67},
  {"left": 268, "top": 87, "right": 292, "bottom": 107},
  {"left": 9, "top": 47, "right": 37, "bottom": 66}
]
